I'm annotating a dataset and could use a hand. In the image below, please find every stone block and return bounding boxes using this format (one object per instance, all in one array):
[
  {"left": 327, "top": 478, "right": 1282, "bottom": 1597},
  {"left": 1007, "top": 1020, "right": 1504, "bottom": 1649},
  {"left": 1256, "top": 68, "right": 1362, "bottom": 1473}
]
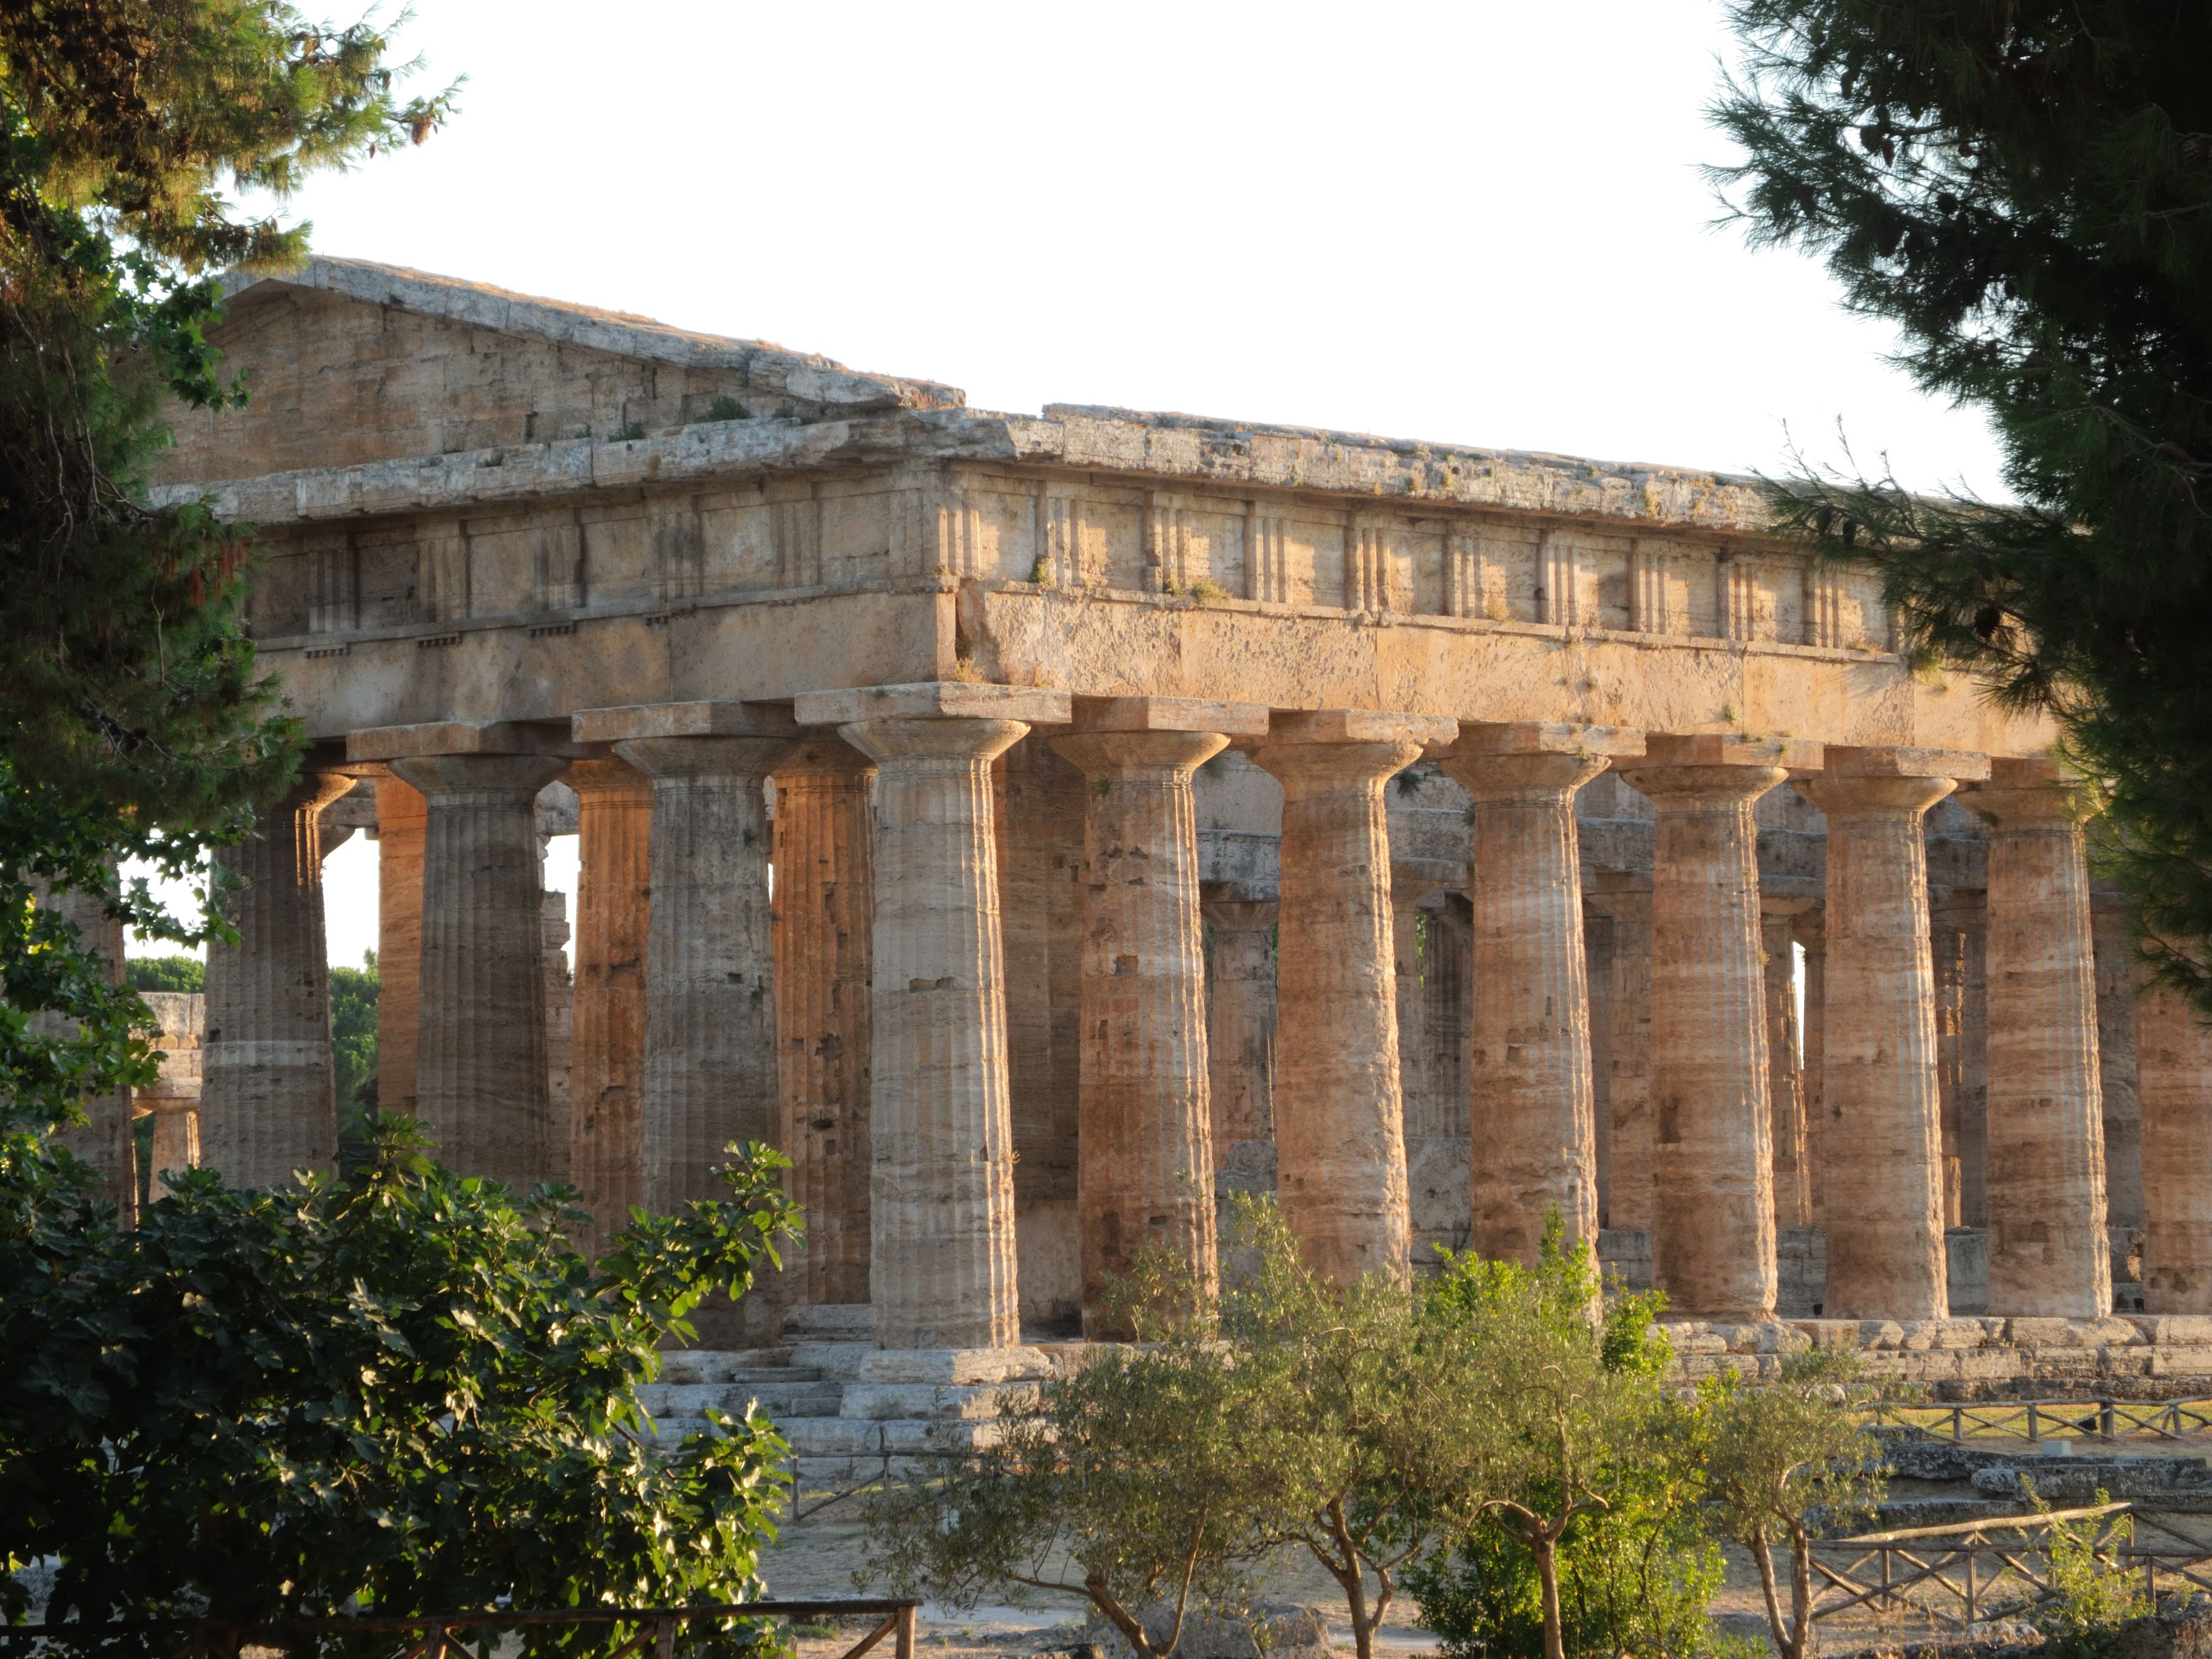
[
  {"left": 571, "top": 700, "right": 802, "bottom": 742},
  {"left": 794, "top": 682, "right": 1072, "bottom": 728},
  {"left": 1070, "top": 695, "right": 1269, "bottom": 736},
  {"left": 1263, "top": 708, "right": 1458, "bottom": 748},
  {"left": 851, "top": 1346, "right": 1056, "bottom": 1386},
  {"left": 839, "top": 1381, "right": 1038, "bottom": 1421}
]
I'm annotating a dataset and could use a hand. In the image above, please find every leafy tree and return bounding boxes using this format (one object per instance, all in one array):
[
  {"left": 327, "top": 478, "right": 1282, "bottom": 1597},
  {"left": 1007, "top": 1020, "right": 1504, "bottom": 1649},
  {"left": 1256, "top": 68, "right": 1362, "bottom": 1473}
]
[
  {"left": 0, "top": 0, "right": 452, "bottom": 1149},
  {"left": 122, "top": 954, "right": 205, "bottom": 994},
  {"left": 861, "top": 1332, "right": 1273, "bottom": 1659},
  {"left": 1699, "top": 1349, "right": 1885, "bottom": 1659},
  {"left": 329, "top": 947, "right": 378, "bottom": 1117},
  {"left": 1198, "top": 1198, "right": 1482, "bottom": 1659},
  {"left": 1708, "top": 3, "right": 2212, "bottom": 997},
  {"left": 1, "top": 1124, "right": 800, "bottom": 1645},
  {"left": 1409, "top": 1225, "right": 1712, "bottom": 1659}
]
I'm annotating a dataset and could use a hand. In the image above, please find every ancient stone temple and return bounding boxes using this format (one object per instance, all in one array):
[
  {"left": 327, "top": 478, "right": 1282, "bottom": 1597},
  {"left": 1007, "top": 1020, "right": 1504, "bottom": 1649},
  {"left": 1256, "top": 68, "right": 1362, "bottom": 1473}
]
[{"left": 127, "top": 258, "right": 2212, "bottom": 1415}]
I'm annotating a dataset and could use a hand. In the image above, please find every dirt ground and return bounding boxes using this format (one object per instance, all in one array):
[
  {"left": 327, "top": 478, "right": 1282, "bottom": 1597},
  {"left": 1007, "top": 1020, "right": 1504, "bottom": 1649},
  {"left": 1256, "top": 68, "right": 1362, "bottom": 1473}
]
[{"left": 766, "top": 1472, "right": 2212, "bottom": 1659}]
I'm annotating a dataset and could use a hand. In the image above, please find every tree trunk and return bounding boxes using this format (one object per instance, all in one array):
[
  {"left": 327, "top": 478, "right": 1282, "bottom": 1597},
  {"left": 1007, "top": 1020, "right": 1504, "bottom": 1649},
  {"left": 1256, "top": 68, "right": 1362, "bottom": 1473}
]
[
  {"left": 1789, "top": 1524, "right": 1815, "bottom": 1659},
  {"left": 1532, "top": 1535, "right": 1564, "bottom": 1659},
  {"left": 1751, "top": 1534, "right": 1792, "bottom": 1659}
]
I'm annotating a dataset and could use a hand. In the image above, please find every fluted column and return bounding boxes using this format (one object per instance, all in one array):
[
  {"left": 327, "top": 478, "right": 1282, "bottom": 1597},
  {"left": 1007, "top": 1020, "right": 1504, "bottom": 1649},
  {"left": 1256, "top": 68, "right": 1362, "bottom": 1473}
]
[
  {"left": 1203, "top": 895, "right": 1278, "bottom": 1151},
  {"left": 1966, "top": 758, "right": 2110, "bottom": 1317},
  {"left": 1594, "top": 880, "right": 1654, "bottom": 1232},
  {"left": 1421, "top": 896, "right": 1473, "bottom": 1141},
  {"left": 611, "top": 737, "right": 788, "bottom": 1213},
  {"left": 374, "top": 773, "right": 426, "bottom": 1119},
  {"left": 799, "top": 682, "right": 1070, "bottom": 1350},
  {"left": 201, "top": 768, "right": 355, "bottom": 1188},
  {"left": 1795, "top": 907, "right": 1829, "bottom": 1225},
  {"left": 1055, "top": 709, "right": 1245, "bottom": 1332},
  {"left": 1439, "top": 726, "right": 1638, "bottom": 1264},
  {"left": 565, "top": 757, "right": 653, "bottom": 1251},
  {"left": 388, "top": 752, "right": 569, "bottom": 1190},
  {"left": 1620, "top": 736, "right": 1812, "bottom": 1320},
  {"left": 2092, "top": 891, "right": 2145, "bottom": 1230},
  {"left": 2138, "top": 985, "right": 2212, "bottom": 1313},
  {"left": 1252, "top": 709, "right": 1455, "bottom": 1286},
  {"left": 1795, "top": 751, "right": 1979, "bottom": 1320},
  {"left": 1761, "top": 905, "right": 1814, "bottom": 1232},
  {"left": 1586, "top": 905, "right": 1616, "bottom": 1223},
  {"left": 773, "top": 737, "right": 877, "bottom": 1308},
  {"left": 1390, "top": 871, "right": 1433, "bottom": 1142}
]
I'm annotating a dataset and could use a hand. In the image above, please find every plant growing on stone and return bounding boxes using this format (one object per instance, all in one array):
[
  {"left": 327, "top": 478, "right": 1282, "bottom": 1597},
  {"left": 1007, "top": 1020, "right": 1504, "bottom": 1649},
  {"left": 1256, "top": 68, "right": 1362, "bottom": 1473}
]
[
  {"left": 0, "top": 1120, "right": 800, "bottom": 1647},
  {"left": 1698, "top": 1347, "right": 1886, "bottom": 1659},
  {"left": 859, "top": 1332, "right": 1272, "bottom": 1659}
]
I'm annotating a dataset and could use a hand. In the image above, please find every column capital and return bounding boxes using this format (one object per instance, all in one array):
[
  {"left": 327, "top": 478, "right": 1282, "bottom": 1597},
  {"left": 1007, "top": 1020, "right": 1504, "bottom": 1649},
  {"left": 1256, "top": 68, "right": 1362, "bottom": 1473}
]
[
  {"left": 615, "top": 734, "right": 794, "bottom": 780},
  {"left": 1250, "top": 709, "right": 1453, "bottom": 793},
  {"left": 1794, "top": 773, "right": 1959, "bottom": 818},
  {"left": 561, "top": 754, "right": 654, "bottom": 800},
  {"left": 774, "top": 734, "right": 877, "bottom": 781},
  {"left": 1051, "top": 728, "right": 1230, "bottom": 779},
  {"left": 1961, "top": 755, "right": 2093, "bottom": 828},
  {"left": 388, "top": 751, "right": 571, "bottom": 801}
]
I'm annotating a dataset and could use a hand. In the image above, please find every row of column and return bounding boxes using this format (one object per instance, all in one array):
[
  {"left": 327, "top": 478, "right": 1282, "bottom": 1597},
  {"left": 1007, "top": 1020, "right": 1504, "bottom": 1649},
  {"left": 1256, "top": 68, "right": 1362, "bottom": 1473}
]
[{"left": 183, "top": 691, "right": 2212, "bottom": 1342}]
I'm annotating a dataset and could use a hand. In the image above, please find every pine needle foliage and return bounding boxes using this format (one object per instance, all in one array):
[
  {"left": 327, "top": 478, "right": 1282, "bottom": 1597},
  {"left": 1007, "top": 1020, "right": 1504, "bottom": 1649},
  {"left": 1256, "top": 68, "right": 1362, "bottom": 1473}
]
[
  {"left": 1709, "top": 2, "right": 2212, "bottom": 996},
  {"left": 0, "top": 1, "right": 452, "bottom": 1141}
]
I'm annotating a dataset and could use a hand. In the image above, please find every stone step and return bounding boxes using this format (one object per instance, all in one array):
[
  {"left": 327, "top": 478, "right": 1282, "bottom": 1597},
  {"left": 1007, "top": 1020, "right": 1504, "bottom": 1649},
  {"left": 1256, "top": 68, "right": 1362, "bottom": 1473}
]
[
  {"left": 641, "top": 1415, "right": 997, "bottom": 1460},
  {"left": 782, "top": 1302, "right": 873, "bottom": 1340},
  {"left": 656, "top": 1347, "right": 794, "bottom": 1384},
  {"left": 638, "top": 1380, "right": 843, "bottom": 1418}
]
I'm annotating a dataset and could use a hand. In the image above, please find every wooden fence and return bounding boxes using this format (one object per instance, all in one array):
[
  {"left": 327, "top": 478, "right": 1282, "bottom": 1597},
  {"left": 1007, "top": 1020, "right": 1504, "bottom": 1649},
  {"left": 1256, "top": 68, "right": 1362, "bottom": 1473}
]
[{"left": 1810, "top": 1504, "right": 2212, "bottom": 1631}]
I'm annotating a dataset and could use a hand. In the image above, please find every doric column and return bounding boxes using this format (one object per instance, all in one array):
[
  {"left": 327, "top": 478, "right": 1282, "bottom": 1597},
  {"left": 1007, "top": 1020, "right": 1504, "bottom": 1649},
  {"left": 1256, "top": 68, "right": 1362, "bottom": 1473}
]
[
  {"left": 1964, "top": 757, "right": 2111, "bottom": 1318},
  {"left": 1761, "top": 903, "right": 1814, "bottom": 1232},
  {"left": 772, "top": 735, "right": 877, "bottom": 1309},
  {"left": 374, "top": 773, "right": 426, "bottom": 1119},
  {"left": 1585, "top": 904, "right": 1616, "bottom": 1223},
  {"left": 1250, "top": 708, "right": 1456, "bottom": 1286},
  {"left": 1618, "top": 735, "right": 1817, "bottom": 1321},
  {"left": 798, "top": 682, "right": 1071, "bottom": 1350},
  {"left": 1794, "top": 748, "right": 1983, "bottom": 1320},
  {"left": 2091, "top": 890, "right": 2145, "bottom": 1230},
  {"left": 1202, "top": 894, "right": 1278, "bottom": 1153},
  {"left": 1794, "top": 907, "right": 1829, "bottom": 1226},
  {"left": 1932, "top": 918, "right": 1968, "bottom": 1226},
  {"left": 1421, "top": 896, "right": 1474, "bottom": 1141},
  {"left": 2137, "top": 984, "right": 2212, "bottom": 1313},
  {"left": 377, "top": 744, "right": 571, "bottom": 1191},
  {"left": 1438, "top": 722, "right": 1641, "bottom": 1264},
  {"left": 564, "top": 757, "right": 653, "bottom": 1252},
  {"left": 580, "top": 719, "right": 789, "bottom": 1214},
  {"left": 1389, "top": 871, "right": 1432, "bottom": 1141},
  {"left": 201, "top": 766, "right": 356, "bottom": 1188},
  {"left": 1592, "top": 878, "right": 1654, "bottom": 1233},
  {"left": 1053, "top": 697, "right": 1259, "bottom": 1332}
]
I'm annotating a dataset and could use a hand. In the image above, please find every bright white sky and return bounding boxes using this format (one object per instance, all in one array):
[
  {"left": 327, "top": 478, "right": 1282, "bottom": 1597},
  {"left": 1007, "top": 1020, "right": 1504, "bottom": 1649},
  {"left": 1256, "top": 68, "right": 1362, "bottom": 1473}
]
[{"left": 131, "top": 0, "right": 2009, "bottom": 966}]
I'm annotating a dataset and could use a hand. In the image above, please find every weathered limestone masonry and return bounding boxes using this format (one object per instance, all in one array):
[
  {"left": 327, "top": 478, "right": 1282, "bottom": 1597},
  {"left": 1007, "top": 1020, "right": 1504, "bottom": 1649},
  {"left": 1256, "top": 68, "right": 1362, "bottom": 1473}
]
[{"left": 141, "top": 255, "right": 2212, "bottom": 1396}]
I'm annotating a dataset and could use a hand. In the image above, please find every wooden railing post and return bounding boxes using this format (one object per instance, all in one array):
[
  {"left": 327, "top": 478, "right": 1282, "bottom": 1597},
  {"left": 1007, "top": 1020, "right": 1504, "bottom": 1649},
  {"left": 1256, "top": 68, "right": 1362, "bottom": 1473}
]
[{"left": 896, "top": 1603, "right": 916, "bottom": 1659}]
